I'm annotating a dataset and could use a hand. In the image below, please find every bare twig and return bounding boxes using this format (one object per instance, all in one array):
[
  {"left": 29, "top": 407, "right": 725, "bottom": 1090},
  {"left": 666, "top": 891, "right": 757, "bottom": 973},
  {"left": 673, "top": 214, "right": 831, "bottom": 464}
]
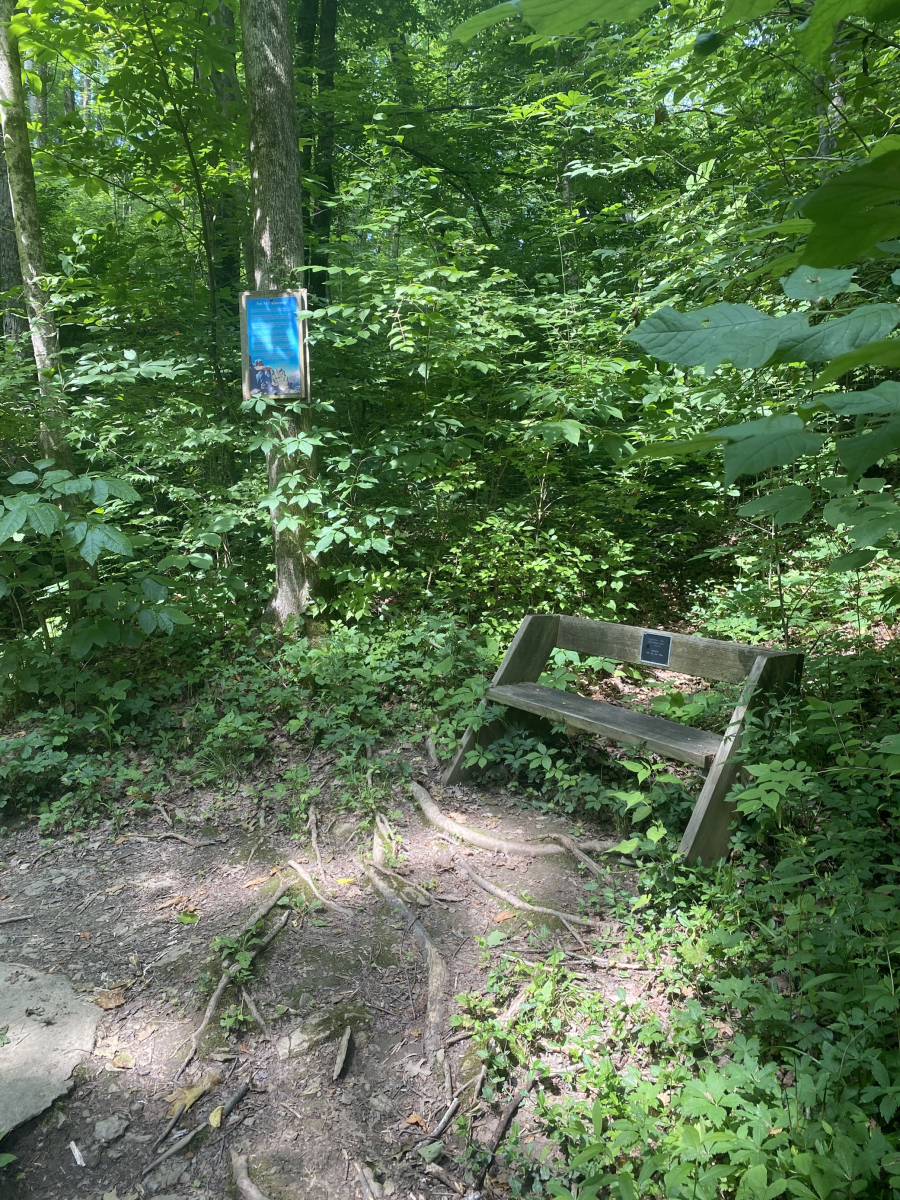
[
  {"left": 230, "top": 1149, "right": 271, "bottom": 1200},
  {"left": 0, "top": 913, "right": 33, "bottom": 925},
  {"left": 356, "top": 1162, "right": 380, "bottom": 1200},
  {"left": 456, "top": 858, "right": 600, "bottom": 928},
  {"left": 143, "top": 1082, "right": 250, "bottom": 1177},
  {"left": 151, "top": 1101, "right": 185, "bottom": 1151},
  {"left": 425, "top": 1162, "right": 465, "bottom": 1195},
  {"left": 415, "top": 1096, "right": 459, "bottom": 1143},
  {"left": 364, "top": 865, "right": 447, "bottom": 1060},
  {"left": 287, "top": 860, "right": 352, "bottom": 915}
]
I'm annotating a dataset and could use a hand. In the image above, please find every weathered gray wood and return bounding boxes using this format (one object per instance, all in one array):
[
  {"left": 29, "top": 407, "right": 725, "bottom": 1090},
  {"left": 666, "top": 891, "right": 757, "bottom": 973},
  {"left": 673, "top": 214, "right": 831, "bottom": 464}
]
[
  {"left": 678, "top": 651, "right": 803, "bottom": 864},
  {"left": 493, "top": 614, "right": 559, "bottom": 686},
  {"left": 487, "top": 682, "right": 723, "bottom": 768},
  {"left": 556, "top": 616, "right": 788, "bottom": 684},
  {"left": 441, "top": 614, "right": 559, "bottom": 785}
]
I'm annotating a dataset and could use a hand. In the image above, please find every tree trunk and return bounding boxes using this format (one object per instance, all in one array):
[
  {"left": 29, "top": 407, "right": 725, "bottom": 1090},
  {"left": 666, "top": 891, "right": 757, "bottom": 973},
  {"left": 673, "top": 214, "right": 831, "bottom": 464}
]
[
  {"left": 295, "top": 0, "right": 318, "bottom": 194},
  {"left": 0, "top": 0, "right": 68, "bottom": 463},
  {"left": 26, "top": 61, "right": 48, "bottom": 148},
  {"left": 310, "top": 0, "right": 337, "bottom": 296},
  {"left": 209, "top": 1, "right": 245, "bottom": 323},
  {"left": 241, "top": 0, "right": 317, "bottom": 622},
  {"left": 0, "top": 139, "right": 25, "bottom": 342}
]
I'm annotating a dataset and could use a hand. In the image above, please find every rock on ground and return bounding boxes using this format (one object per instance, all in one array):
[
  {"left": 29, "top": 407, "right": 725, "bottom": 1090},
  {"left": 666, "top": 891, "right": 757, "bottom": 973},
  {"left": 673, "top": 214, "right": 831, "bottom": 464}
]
[{"left": 0, "top": 961, "right": 102, "bottom": 1134}]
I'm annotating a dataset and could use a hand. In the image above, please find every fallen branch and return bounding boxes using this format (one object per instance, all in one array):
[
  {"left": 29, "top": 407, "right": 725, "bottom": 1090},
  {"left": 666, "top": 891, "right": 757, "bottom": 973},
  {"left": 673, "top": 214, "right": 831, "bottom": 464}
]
[
  {"left": 473, "top": 1078, "right": 537, "bottom": 1191},
  {"left": 456, "top": 858, "right": 600, "bottom": 928},
  {"left": 308, "top": 804, "right": 324, "bottom": 877},
  {"left": 174, "top": 910, "right": 290, "bottom": 1079},
  {"left": 416, "top": 1096, "right": 459, "bottom": 1144},
  {"left": 230, "top": 1149, "right": 271, "bottom": 1200},
  {"left": 287, "top": 860, "right": 352, "bottom": 915},
  {"left": 241, "top": 987, "right": 270, "bottom": 1038},
  {"left": 128, "top": 832, "right": 226, "bottom": 849},
  {"left": 143, "top": 1081, "right": 250, "bottom": 1176},
  {"left": 425, "top": 1162, "right": 465, "bottom": 1195},
  {"left": 411, "top": 783, "right": 562, "bottom": 856},
  {"left": 364, "top": 865, "right": 448, "bottom": 1060}
]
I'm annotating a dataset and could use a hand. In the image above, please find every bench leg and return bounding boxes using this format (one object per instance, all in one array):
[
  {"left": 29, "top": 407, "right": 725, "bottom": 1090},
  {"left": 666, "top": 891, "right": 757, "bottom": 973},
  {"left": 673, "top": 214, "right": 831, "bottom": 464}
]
[
  {"left": 441, "top": 613, "right": 560, "bottom": 787},
  {"left": 679, "top": 651, "right": 803, "bottom": 864}
]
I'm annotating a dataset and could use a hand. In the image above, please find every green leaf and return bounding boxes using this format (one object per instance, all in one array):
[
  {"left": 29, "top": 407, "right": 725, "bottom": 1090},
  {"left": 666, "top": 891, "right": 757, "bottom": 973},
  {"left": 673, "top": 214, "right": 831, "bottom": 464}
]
[
  {"left": 452, "top": 0, "right": 655, "bottom": 39},
  {"left": 794, "top": 0, "right": 860, "bottom": 66},
  {"left": 781, "top": 265, "right": 856, "bottom": 300},
  {"left": 7, "top": 470, "right": 38, "bottom": 485},
  {"left": 773, "top": 304, "right": 900, "bottom": 363},
  {"left": 814, "top": 336, "right": 900, "bottom": 384},
  {"left": 801, "top": 148, "right": 900, "bottom": 263},
  {"left": 626, "top": 303, "right": 799, "bottom": 369},
  {"left": 138, "top": 609, "right": 158, "bottom": 633},
  {"left": 90, "top": 478, "right": 109, "bottom": 505},
  {"left": 26, "top": 503, "right": 63, "bottom": 536},
  {"left": 827, "top": 548, "right": 878, "bottom": 572},
  {"left": 0, "top": 507, "right": 27, "bottom": 543},
  {"left": 140, "top": 577, "right": 168, "bottom": 601},
  {"left": 822, "top": 382, "right": 900, "bottom": 416},
  {"left": 80, "top": 524, "right": 133, "bottom": 566},
  {"left": 717, "top": 416, "right": 824, "bottom": 484},
  {"left": 531, "top": 418, "right": 584, "bottom": 445},
  {"left": 609, "top": 838, "right": 640, "bottom": 853},
  {"left": 738, "top": 484, "right": 813, "bottom": 525},
  {"left": 187, "top": 553, "right": 214, "bottom": 569},
  {"left": 452, "top": 0, "right": 519, "bottom": 38},
  {"left": 176, "top": 911, "right": 199, "bottom": 924},
  {"left": 104, "top": 478, "right": 140, "bottom": 501},
  {"left": 720, "top": 0, "right": 778, "bottom": 23},
  {"left": 838, "top": 417, "right": 900, "bottom": 479}
]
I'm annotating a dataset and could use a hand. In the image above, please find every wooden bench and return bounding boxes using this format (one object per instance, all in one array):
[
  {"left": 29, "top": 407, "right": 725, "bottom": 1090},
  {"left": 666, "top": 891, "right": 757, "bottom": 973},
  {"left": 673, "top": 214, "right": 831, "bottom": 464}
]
[{"left": 442, "top": 615, "right": 803, "bottom": 864}]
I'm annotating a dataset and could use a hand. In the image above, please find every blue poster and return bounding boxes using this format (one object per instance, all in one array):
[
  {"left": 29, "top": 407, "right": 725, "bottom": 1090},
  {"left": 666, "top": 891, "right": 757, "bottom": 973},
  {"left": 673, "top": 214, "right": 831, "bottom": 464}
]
[{"left": 245, "top": 294, "right": 303, "bottom": 397}]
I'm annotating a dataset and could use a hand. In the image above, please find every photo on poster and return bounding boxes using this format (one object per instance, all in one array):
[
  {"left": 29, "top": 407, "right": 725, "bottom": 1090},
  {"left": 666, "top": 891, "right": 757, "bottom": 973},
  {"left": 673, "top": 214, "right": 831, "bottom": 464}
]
[{"left": 240, "top": 290, "right": 309, "bottom": 401}]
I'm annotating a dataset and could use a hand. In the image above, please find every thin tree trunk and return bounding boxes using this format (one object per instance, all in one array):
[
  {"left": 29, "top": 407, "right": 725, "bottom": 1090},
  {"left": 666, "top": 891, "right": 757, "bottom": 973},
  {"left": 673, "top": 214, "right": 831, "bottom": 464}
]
[
  {"left": 209, "top": 1, "right": 245, "bottom": 324},
  {"left": 311, "top": 0, "right": 337, "bottom": 296},
  {"left": 0, "top": 139, "right": 25, "bottom": 341},
  {"left": 296, "top": 0, "right": 318, "bottom": 186},
  {"left": 63, "top": 74, "right": 76, "bottom": 115},
  {"left": 0, "top": 0, "right": 67, "bottom": 462},
  {"left": 27, "top": 61, "right": 48, "bottom": 148},
  {"left": 241, "top": 0, "right": 317, "bottom": 622}
]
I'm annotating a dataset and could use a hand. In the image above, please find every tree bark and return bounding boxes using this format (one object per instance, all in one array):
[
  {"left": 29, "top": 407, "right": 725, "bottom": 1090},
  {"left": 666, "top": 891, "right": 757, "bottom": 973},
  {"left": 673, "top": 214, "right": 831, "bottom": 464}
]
[
  {"left": 0, "top": 138, "right": 25, "bottom": 342},
  {"left": 26, "top": 60, "right": 48, "bottom": 148},
  {"left": 0, "top": 0, "right": 68, "bottom": 463},
  {"left": 241, "top": 0, "right": 317, "bottom": 622},
  {"left": 310, "top": 0, "right": 337, "bottom": 296},
  {"left": 242, "top": 0, "right": 304, "bottom": 288}
]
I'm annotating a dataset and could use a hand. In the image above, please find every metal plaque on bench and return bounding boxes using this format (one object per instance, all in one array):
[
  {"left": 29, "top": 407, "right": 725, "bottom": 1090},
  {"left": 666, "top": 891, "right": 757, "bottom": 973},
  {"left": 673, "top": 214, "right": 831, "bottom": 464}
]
[{"left": 639, "top": 631, "right": 672, "bottom": 667}]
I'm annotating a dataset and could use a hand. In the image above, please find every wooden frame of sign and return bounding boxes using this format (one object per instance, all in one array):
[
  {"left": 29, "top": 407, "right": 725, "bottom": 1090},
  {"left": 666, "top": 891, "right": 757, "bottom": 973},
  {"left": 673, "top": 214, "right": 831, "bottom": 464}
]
[
  {"left": 240, "top": 289, "right": 310, "bottom": 402},
  {"left": 441, "top": 615, "right": 803, "bottom": 864}
]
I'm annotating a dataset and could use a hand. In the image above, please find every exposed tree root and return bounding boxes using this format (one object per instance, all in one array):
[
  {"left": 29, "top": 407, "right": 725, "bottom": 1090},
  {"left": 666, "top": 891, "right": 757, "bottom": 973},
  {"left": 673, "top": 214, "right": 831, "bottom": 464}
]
[
  {"left": 455, "top": 858, "right": 601, "bottom": 928},
  {"left": 543, "top": 832, "right": 605, "bottom": 875},
  {"left": 174, "top": 909, "right": 291, "bottom": 1079},
  {"left": 411, "top": 781, "right": 609, "bottom": 859},
  {"left": 363, "top": 864, "right": 448, "bottom": 1060},
  {"left": 230, "top": 1149, "right": 271, "bottom": 1200},
  {"left": 287, "top": 859, "right": 352, "bottom": 915},
  {"left": 411, "top": 782, "right": 563, "bottom": 855}
]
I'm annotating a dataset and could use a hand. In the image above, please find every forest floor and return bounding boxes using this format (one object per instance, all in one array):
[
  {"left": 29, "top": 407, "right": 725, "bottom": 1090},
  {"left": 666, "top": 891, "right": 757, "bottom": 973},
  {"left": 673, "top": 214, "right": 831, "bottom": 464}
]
[{"left": 0, "top": 745, "right": 639, "bottom": 1200}]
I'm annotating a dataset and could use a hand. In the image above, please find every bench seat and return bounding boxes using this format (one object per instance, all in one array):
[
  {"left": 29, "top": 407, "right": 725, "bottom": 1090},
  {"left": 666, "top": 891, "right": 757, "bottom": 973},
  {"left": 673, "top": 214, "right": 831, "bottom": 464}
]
[{"left": 486, "top": 682, "right": 723, "bottom": 768}]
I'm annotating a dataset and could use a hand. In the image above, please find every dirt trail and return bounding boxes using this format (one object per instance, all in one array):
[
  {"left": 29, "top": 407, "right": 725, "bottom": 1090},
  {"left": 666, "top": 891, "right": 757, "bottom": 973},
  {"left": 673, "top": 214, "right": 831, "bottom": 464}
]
[{"left": 0, "top": 757, "right": 624, "bottom": 1199}]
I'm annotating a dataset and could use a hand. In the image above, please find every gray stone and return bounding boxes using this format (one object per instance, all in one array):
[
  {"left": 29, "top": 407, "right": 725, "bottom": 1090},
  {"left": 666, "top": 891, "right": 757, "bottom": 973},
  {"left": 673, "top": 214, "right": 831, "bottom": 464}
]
[
  {"left": 145, "top": 1159, "right": 191, "bottom": 1191},
  {"left": 276, "top": 1002, "right": 368, "bottom": 1061},
  {"left": 94, "top": 1114, "right": 129, "bottom": 1144},
  {"left": 0, "top": 961, "right": 102, "bottom": 1135}
]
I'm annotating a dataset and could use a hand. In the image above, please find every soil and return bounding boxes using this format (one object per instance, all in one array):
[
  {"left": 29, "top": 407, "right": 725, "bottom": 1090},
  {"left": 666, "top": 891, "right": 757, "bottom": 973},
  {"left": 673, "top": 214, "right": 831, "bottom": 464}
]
[{"left": 0, "top": 749, "right": 640, "bottom": 1200}]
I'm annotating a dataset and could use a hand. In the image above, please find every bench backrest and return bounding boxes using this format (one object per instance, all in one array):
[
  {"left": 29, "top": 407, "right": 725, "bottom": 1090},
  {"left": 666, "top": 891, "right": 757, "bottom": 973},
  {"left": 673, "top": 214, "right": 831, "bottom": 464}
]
[{"left": 555, "top": 616, "right": 794, "bottom": 684}]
